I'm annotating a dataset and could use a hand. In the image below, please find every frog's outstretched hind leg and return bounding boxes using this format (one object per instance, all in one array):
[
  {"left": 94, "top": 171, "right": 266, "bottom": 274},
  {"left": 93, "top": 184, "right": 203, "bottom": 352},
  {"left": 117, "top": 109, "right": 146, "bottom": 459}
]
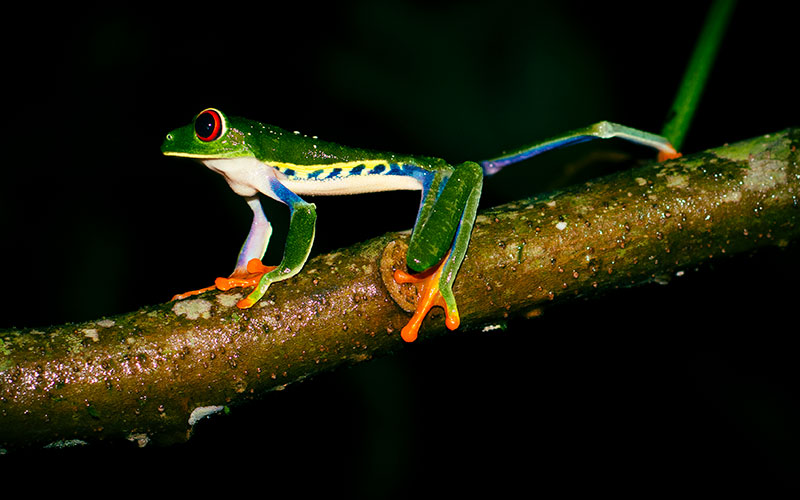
[{"left": 480, "top": 121, "right": 680, "bottom": 176}]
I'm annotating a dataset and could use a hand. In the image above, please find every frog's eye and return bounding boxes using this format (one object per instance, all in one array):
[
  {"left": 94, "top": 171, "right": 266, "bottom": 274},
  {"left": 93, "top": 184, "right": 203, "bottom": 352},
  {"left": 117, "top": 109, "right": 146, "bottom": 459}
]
[{"left": 195, "top": 108, "right": 224, "bottom": 142}]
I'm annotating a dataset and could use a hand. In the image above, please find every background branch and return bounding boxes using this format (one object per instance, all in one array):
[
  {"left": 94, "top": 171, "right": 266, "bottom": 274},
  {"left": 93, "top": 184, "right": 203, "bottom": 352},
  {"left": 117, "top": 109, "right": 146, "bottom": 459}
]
[{"left": 2, "top": 128, "right": 797, "bottom": 450}]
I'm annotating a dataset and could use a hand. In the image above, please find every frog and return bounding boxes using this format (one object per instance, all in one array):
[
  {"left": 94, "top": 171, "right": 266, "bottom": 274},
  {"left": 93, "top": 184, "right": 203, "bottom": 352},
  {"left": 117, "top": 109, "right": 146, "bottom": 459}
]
[{"left": 162, "top": 108, "right": 678, "bottom": 342}]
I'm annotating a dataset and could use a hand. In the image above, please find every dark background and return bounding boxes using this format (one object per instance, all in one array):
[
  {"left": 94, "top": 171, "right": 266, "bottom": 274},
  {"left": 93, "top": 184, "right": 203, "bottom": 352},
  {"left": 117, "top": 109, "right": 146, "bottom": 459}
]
[{"left": 1, "top": 1, "right": 798, "bottom": 495}]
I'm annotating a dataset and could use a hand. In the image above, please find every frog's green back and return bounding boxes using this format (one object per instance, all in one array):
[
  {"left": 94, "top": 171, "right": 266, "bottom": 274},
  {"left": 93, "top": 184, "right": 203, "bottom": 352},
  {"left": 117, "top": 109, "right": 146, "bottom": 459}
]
[
  {"left": 233, "top": 116, "right": 440, "bottom": 169},
  {"left": 163, "top": 108, "right": 447, "bottom": 172}
]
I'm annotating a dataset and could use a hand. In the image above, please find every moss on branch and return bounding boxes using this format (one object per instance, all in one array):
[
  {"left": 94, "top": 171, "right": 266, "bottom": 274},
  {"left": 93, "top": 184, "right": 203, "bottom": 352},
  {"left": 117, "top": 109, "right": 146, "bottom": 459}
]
[{"left": 1, "top": 129, "right": 798, "bottom": 451}]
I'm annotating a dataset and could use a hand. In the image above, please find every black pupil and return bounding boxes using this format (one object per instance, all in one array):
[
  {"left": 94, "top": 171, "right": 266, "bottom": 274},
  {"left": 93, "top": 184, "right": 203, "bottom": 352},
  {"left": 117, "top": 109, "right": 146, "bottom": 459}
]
[{"left": 195, "top": 112, "right": 217, "bottom": 139}]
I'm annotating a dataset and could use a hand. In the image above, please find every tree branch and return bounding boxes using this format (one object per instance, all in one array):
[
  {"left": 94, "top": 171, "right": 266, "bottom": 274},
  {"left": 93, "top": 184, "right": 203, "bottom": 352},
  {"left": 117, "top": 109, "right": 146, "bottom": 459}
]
[{"left": 1, "top": 129, "right": 798, "bottom": 451}]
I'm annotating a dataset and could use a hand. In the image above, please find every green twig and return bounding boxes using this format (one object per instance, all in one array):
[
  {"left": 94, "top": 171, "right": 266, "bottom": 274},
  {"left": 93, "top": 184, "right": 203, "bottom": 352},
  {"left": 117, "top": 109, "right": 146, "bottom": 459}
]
[{"left": 661, "top": 0, "right": 736, "bottom": 150}]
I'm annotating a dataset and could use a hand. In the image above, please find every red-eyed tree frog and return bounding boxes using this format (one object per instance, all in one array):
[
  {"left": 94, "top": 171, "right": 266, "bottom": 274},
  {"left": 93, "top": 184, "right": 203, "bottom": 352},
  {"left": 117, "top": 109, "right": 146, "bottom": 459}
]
[{"left": 162, "top": 109, "right": 679, "bottom": 342}]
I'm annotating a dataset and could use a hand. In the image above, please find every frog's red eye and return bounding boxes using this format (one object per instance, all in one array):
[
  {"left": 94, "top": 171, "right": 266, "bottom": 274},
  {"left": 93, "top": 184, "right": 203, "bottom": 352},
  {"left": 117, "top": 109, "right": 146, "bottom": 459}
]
[{"left": 195, "top": 109, "right": 223, "bottom": 141}]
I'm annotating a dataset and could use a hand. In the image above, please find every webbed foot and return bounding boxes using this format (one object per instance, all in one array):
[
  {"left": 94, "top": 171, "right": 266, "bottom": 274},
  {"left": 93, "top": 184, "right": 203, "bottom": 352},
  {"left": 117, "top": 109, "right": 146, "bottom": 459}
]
[
  {"left": 171, "top": 259, "right": 277, "bottom": 304},
  {"left": 394, "top": 259, "right": 460, "bottom": 343}
]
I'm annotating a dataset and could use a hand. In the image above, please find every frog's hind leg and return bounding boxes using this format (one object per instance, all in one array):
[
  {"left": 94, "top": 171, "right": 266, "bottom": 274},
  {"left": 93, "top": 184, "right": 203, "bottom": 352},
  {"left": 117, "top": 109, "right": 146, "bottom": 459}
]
[
  {"left": 480, "top": 121, "right": 680, "bottom": 176},
  {"left": 394, "top": 161, "right": 483, "bottom": 342}
]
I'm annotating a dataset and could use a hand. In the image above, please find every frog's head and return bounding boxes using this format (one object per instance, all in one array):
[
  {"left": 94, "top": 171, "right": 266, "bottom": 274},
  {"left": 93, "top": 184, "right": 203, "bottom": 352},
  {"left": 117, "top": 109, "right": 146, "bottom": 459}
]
[{"left": 161, "top": 108, "right": 255, "bottom": 159}]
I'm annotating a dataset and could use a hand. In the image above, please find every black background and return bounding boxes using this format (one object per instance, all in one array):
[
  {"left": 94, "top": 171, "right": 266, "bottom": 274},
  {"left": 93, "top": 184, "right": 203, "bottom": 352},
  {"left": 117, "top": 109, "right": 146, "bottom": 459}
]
[{"left": 1, "top": 1, "right": 798, "bottom": 496}]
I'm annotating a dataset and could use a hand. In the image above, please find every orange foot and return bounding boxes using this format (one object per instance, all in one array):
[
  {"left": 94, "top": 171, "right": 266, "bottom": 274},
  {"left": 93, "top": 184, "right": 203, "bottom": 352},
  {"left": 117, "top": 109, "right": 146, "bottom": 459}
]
[
  {"left": 171, "top": 259, "right": 276, "bottom": 301},
  {"left": 393, "top": 260, "right": 460, "bottom": 343},
  {"left": 657, "top": 149, "right": 682, "bottom": 162}
]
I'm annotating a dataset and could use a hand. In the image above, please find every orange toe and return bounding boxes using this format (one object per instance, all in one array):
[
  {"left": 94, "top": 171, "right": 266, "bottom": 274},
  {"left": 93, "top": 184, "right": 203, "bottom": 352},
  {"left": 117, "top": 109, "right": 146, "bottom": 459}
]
[
  {"left": 246, "top": 258, "right": 277, "bottom": 274},
  {"left": 394, "top": 260, "right": 459, "bottom": 342},
  {"left": 171, "top": 285, "right": 218, "bottom": 301},
  {"left": 237, "top": 297, "right": 256, "bottom": 309},
  {"left": 658, "top": 150, "right": 682, "bottom": 162},
  {"left": 215, "top": 276, "right": 258, "bottom": 291}
]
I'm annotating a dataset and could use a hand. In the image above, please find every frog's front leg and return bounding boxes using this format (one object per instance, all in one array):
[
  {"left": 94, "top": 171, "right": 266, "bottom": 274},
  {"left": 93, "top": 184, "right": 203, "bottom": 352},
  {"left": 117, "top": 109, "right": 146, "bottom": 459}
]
[
  {"left": 171, "top": 195, "right": 275, "bottom": 300},
  {"left": 237, "top": 177, "right": 316, "bottom": 309},
  {"left": 394, "top": 161, "right": 483, "bottom": 342},
  {"left": 233, "top": 196, "right": 272, "bottom": 277},
  {"left": 213, "top": 195, "right": 277, "bottom": 291}
]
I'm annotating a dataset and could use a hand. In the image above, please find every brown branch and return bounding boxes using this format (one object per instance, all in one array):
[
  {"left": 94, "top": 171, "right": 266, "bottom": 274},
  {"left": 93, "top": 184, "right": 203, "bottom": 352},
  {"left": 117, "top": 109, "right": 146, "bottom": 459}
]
[{"left": 1, "top": 129, "right": 798, "bottom": 451}]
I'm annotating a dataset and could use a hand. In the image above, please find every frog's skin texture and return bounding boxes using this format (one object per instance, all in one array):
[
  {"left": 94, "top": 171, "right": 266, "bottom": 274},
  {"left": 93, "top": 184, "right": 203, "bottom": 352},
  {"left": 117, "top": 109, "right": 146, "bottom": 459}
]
[{"left": 162, "top": 108, "right": 678, "bottom": 342}]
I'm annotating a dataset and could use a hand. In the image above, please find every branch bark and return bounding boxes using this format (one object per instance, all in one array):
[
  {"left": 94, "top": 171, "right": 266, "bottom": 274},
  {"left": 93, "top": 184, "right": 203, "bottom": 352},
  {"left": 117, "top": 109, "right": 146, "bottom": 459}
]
[{"left": 1, "top": 129, "right": 798, "bottom": 450}]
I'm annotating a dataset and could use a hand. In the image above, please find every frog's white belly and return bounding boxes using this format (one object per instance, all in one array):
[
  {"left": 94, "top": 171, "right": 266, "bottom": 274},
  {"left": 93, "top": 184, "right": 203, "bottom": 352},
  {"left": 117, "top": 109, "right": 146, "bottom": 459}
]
[
  {"left": 202, "top": 157, "right": 423, "bottom": 199},
  {"left": 202, "top": 157, "right": 272, "bottom": 197},
  {"left": 281, "top": 173, "right": 423, "bottom": 195}
]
